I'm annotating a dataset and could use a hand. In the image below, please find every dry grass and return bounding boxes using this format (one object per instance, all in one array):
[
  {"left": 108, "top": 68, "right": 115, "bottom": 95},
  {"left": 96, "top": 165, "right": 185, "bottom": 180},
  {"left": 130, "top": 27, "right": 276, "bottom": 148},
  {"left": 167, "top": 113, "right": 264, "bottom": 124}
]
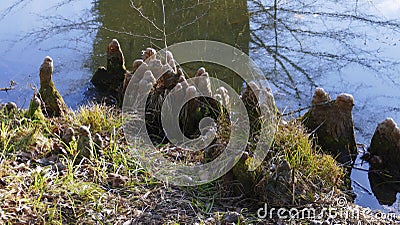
[{"left": 0, "top": 105, "right": 395, "bottom": 224}]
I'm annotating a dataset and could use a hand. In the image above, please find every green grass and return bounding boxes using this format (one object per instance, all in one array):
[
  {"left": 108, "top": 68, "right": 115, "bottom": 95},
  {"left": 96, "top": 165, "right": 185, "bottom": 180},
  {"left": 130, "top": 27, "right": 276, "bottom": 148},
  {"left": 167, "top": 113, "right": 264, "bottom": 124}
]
[
  {"left": 75, "top": 103, "right": 123, "bottom": 135},
  {"left": 0, "top": 104, "right": 140, "bottom": 224},
  {"left": 0, "top": 103, "right": 350, "bottom": 224},
  {"left": 274, "top": 120, "right": 344, "bottom": 188}
]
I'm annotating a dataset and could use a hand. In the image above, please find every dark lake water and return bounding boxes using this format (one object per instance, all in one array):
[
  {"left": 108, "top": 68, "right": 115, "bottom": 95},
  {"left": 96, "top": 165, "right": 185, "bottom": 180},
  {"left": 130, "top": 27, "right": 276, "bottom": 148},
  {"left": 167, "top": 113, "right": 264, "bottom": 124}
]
[{"left": 1, "top": 0, "right": 400, "bottom": 213}]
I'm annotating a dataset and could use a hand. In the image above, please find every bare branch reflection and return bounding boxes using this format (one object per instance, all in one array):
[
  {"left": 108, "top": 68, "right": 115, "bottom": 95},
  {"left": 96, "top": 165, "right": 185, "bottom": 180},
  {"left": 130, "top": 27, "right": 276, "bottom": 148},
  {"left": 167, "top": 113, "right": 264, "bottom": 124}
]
[{"left": 249, "top": 0, "right": 400, "bottom": 97}]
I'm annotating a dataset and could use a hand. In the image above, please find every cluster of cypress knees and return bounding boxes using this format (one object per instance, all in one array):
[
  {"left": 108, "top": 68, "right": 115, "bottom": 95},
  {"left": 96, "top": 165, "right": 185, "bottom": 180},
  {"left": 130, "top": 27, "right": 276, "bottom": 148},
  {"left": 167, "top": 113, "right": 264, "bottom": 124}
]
[{"left": 10, "top": 38, "right": 400, "bottom": 203}]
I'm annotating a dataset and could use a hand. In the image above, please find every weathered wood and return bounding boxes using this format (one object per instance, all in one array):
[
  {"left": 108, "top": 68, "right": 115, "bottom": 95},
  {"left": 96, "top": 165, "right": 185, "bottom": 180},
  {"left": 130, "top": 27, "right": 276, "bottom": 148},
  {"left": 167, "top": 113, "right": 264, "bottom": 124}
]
[
  {"left": 228, "top": 82, "right": 278, "bottom": 195},
  {"left": 241, "top": 82, "right": 278, "bottom": 146},
  {"left": 302, "top": 88, "right": 357, "bottom": 166}
]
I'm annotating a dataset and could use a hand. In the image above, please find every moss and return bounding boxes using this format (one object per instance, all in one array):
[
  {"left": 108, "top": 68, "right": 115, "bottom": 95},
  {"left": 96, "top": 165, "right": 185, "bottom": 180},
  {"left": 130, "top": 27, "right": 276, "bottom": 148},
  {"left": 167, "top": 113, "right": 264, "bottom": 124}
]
[
  {"left": 39, "top": 56, "right": 69, "bottom": 118},
  {"left": 39, "top": 81, "right": 69, "bottom": 118},
  {"left": 26, "top": 94, "right": 45, "bottom": 121}
]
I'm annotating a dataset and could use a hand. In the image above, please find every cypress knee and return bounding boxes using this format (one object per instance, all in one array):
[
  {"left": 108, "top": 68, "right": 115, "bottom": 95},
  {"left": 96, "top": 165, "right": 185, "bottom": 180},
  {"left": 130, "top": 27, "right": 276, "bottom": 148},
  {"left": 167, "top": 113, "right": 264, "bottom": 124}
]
[
  {"left": 302, "top": 88, "right": 357, "bottom": 166},
  {"left": 91, "top": 39, "right": 127, "bottom": 95},
  {"left": 366, "top": 118, "right": 400, "bottom": 177},
  {"left": 38, "top": 56, "right": 68, "bottom": 117}
]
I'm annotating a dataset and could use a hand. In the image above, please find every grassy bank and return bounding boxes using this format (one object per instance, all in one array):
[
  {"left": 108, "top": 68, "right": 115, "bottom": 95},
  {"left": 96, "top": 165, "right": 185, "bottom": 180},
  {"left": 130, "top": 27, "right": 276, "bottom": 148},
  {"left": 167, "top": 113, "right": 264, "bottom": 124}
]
[{"left": 0, "top": 104, "right": 392, "bottom": 224}]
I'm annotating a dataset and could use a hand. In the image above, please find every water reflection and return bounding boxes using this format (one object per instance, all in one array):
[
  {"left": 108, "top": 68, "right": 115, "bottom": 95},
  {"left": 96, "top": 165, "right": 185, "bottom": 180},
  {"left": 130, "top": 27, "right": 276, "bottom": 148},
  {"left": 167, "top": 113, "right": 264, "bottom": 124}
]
[
  {"left": 249, "top": 0, "right": 400, "bottom": 213},
  {"left": 368, "top": 171, "right": 400, "bottom": 206},
  {"left": 91, "top": 0, "right": 250, "bottom": 92},
  {"left": 249, "top": 0, "right": 400, "bottom": 100},
  {"left": 0, "top": 0, "right": 97, "bottom": 108}
]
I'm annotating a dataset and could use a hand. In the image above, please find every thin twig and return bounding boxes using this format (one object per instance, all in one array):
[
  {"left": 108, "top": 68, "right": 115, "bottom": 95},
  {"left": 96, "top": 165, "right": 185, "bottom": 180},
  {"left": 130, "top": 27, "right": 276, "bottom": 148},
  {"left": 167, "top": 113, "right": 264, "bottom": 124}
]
[
  {"left": 161, "top": 0, "right": 167, "bottom": 54},
  {"left": 0, "top": 81, "right": 17, "bottom": 92},
  {"left": 129, "top": 0, "right": 163, "bottom": 33},
  {"left": 273, "top": 0, "right": 278, "bottom": 75},
  {"left": 282, "top": 100, "right": 335, "bottom": 116},
  {"left": 0, "top": 86, "right": 14, "bottom": 92}
]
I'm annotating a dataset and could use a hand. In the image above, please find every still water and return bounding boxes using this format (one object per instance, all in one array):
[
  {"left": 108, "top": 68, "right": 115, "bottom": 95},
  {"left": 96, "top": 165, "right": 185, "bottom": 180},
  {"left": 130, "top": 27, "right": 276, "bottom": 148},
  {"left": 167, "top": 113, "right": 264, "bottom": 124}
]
[{"left": 1, "top": 0, "right": 400, "bottom": 213}]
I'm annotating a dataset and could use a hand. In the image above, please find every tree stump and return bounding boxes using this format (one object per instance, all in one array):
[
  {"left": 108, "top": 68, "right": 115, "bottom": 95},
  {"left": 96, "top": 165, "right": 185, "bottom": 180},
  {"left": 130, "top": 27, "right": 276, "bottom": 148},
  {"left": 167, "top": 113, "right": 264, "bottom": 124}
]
[
  {"left": 122, "top": 53, "right": 224, "bottom": 145},
  {"left": 365, "top": 118, "right": 400, "bottom": 205},
  {"left": 241, "top": 82, "right": 262, "bottom": 140},
  {"left": 302, "top": 88, "right": 357, "bottom": 166}
]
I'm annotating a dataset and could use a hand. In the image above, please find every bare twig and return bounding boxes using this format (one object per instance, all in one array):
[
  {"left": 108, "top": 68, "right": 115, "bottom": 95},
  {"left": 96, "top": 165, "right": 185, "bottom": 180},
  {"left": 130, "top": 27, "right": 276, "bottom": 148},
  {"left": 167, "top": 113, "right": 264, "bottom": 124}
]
[
  {"left": 273, "top": 0, "right": 278, "bottom": 74},
  {"left": 281, "top": 99, "right": 335, "bottom": 116},
  {"left": 0, "top": 0, "right": 33, "bottom": 21},
  {"left": 129, "top": 0, "right": 163, "bottom": 33},
  {"left": 161, "top": 0, "right": 167, "bottom": 51},
  {"left": 101, "top": 27, "right": 163, "bottom": 41},
  {"left": 0, "top": 80, "right": 17, "bottom": 92},
  {"left": 249, "top": 0, "right": 400, "bottom": 96}
]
